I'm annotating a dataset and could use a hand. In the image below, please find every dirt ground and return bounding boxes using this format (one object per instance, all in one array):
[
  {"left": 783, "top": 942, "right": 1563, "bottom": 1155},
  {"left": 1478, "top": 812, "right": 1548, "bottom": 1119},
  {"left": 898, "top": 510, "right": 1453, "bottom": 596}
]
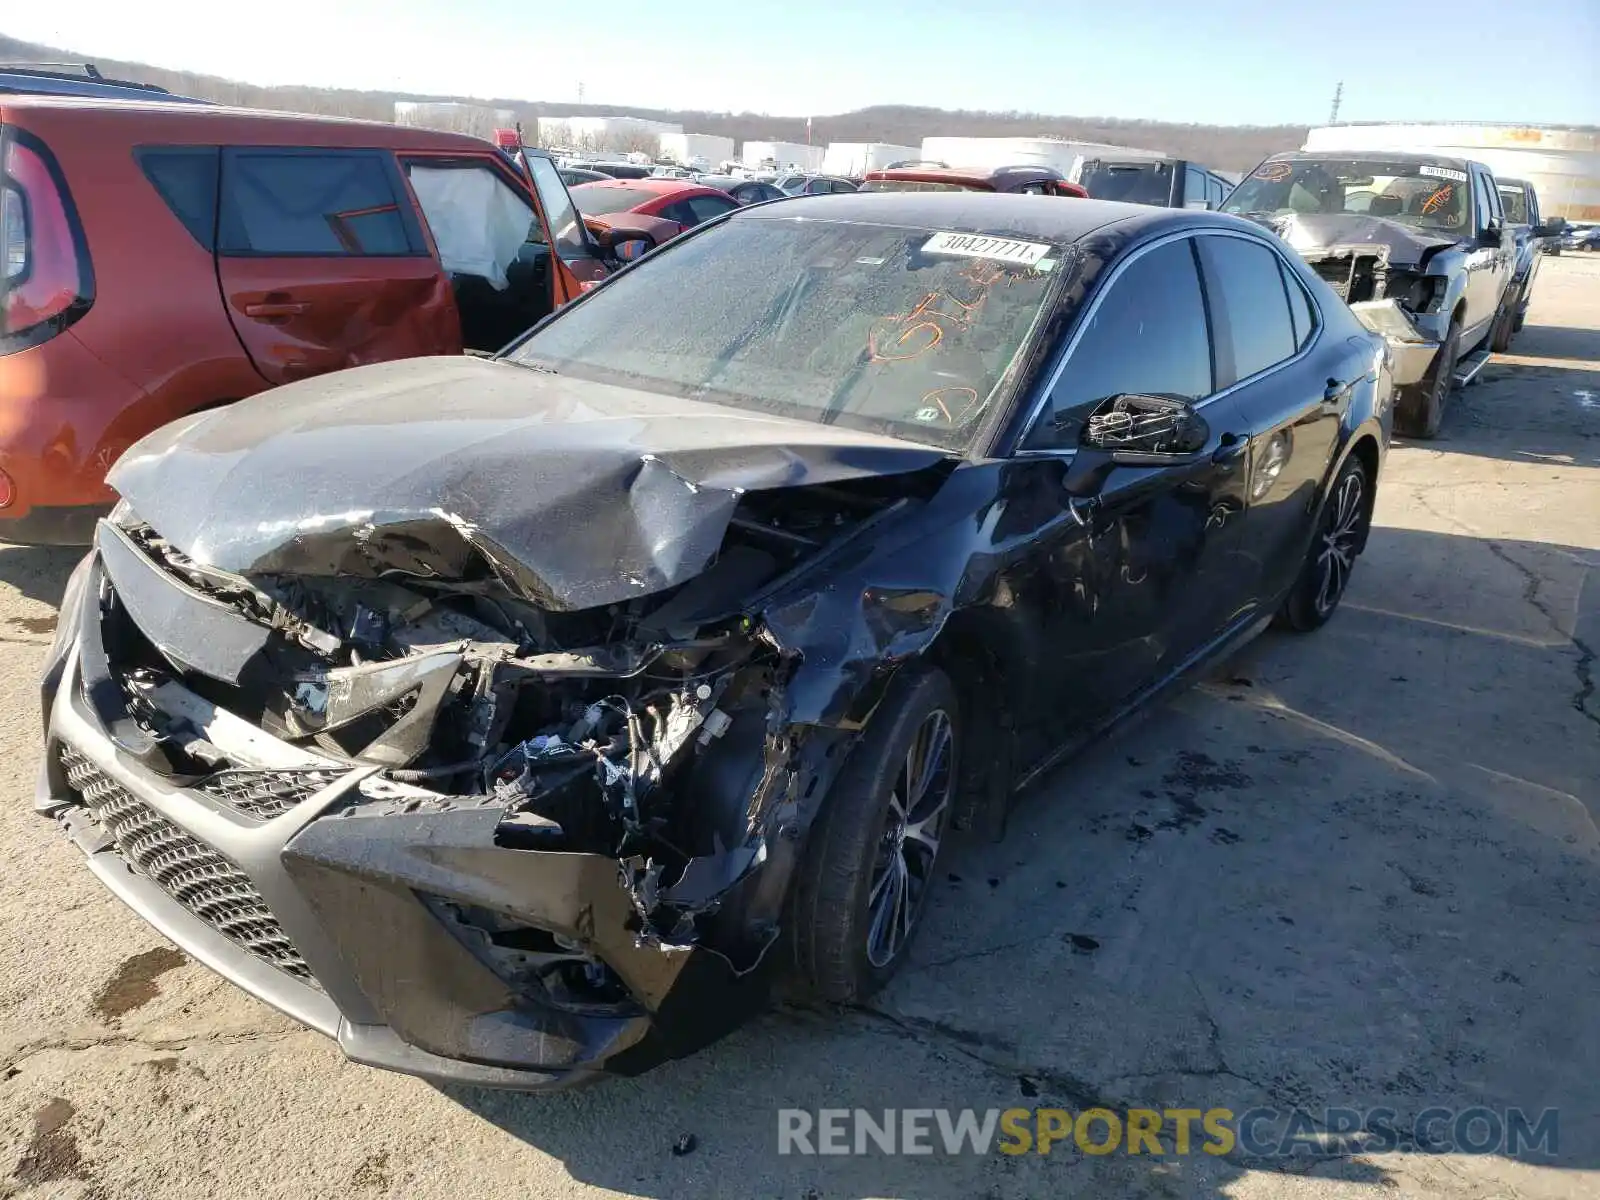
[{"left": 1, "top": 256, "right": 1597, "bottom": 1200}]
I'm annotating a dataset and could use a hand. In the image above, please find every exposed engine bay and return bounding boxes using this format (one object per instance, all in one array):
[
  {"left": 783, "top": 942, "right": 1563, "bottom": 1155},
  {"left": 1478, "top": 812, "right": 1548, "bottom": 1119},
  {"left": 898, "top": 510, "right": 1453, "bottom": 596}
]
[{"left": 101, "top": 471, "right": 929, "bottom": 946}]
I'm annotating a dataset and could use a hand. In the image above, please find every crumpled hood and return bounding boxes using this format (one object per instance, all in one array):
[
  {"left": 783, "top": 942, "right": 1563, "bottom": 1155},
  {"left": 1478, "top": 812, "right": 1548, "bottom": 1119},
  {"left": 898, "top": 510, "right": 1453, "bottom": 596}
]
[
  {"left": 108, "top": 356, "right": 949, "bottom": 611},
  {"left": 1252, "top": 212, "right": 1461, "bottom": 265}
]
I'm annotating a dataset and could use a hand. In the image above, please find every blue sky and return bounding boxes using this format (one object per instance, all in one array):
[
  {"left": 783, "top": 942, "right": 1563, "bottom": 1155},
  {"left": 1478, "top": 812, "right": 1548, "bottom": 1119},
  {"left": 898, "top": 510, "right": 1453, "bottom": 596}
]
[{"left": 5, "top": 0, "right": 1596, "bottom": 124}]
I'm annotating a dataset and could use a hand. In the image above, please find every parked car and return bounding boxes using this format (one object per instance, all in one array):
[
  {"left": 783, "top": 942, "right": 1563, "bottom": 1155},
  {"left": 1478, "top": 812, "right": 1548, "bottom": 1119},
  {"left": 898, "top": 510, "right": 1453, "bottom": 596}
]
[
  {"left": 1076, "top": 157, "right": 1233, "bottom": 210},
  {"left": 1222, "top": 151, "right": 1557, "bottom": 437},
  {"left": 1560, "top": 225, "right": 1600, "bottom": 252},
  {"left": 860, "top": 163, "right": 1088, "bottom": 197},
  {"left": 42, "top": 193, "right": 1390, "bottom": 1091},
  {"left": 0, "top": 95, "right": 621, "bottom": 544},
  {"left": 569, "top": 178, "right": 739, "bottom": 241},
  {"left": 772, "top": 173, "right": 858, "bottom": 196},
  {"left": 558, "top": 166, "right": 611, "bottom": 187},
  {"left": 691, "top": 175, "right": 788, "bottom": 205},
  {"left": 0, "top": 62, "right": 204, "bottom": 103},
  {"left": 1495, "top": 177, "right": 1559, "bottom": 338},
  {"left": 566, "top": 160, "right": 653, "bottom": 181}
]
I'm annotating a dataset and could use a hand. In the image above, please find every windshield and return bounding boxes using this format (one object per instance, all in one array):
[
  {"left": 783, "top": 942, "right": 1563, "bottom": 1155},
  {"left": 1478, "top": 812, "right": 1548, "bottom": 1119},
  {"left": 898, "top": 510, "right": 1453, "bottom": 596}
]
[
  {"left": 860, "top": 179, "right": 987, "bottom": 193},
  {"left": 1497, "top": 185, "right": 1528, "bottom": 224},
  {"left": 1079, "top": 161, "right": 1174, "bottom": 205},
  {"left": 571, "top": 185, "right": 655, "bottom": 216},
  {"left": 509, "top": 218, "right": 1066, "bottom": 452},
  {"left": 1223, "top": 157, "right": 1471, "bottom": 232}
]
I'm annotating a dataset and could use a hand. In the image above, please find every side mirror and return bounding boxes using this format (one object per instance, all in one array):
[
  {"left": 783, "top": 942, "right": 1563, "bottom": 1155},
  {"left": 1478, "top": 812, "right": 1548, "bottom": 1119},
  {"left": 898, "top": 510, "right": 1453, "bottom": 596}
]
[
  {"left": 612, "top": 237, "right": 652, "bottom": 263},
  {"left": 1535, "top": 218, "right": 1567, "bottom": 238},
  {"left": 1479, "top": 221, "right": 1503, "bottom": 247},
  {"left": 1057, "top": 393, "right": 1210, "bottom": 497}
]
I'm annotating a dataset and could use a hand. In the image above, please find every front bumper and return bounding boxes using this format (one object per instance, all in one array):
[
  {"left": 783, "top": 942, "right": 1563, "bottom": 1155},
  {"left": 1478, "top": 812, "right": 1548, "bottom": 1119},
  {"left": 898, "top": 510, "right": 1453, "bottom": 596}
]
[
  {"left": 1349, "top": 300, "right": 1442, "bottom": 388},
  {"left": 38, "top": 557, "right": 769, "bottom": 1089}
]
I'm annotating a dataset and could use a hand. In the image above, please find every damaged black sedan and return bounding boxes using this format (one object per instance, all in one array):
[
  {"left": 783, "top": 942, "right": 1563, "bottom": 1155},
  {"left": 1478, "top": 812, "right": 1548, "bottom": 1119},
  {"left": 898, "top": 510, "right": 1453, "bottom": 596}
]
[{"left": 39, "top": 194, "right": 1391, "bottom": 1089}]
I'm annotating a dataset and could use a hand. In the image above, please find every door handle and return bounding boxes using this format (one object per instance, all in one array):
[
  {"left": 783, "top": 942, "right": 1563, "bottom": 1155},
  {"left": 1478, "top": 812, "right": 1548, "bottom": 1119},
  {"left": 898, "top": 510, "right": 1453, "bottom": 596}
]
[
  {"left": 1213, "top": 434, "right": 1248, "bottom": 465},
  {"left": 243, "top": 300, "right": 311, "bottom": 318}
]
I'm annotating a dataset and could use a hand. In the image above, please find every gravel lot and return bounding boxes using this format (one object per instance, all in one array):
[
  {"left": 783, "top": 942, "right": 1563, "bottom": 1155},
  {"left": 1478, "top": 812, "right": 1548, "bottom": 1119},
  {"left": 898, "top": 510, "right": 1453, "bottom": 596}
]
[{"left": 2, "top": 256, "right": 1597, "bottom": 1200}]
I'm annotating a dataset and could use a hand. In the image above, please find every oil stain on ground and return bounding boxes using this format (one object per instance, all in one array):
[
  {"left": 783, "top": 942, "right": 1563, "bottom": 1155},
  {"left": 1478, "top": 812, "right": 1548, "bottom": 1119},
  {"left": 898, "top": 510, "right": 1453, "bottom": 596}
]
[
  {"left": 93, "top": 946, "right": 187, "bottom": 1020},
  {"left": 11, "top": 1098, "right": 86, "bottom": 1186},
  {"left": 6, "top": 615, "right": 57, "bottom": 635}
]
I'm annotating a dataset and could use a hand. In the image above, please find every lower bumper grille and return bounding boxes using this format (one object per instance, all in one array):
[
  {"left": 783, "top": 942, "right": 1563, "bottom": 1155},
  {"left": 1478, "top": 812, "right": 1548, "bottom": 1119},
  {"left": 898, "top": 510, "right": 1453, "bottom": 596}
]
[
  {"left": 57, "top": 745, "right": 317, "bottom": 985},
  {"left": 193, "top": 768, "right": 340, "bottom": 821}
]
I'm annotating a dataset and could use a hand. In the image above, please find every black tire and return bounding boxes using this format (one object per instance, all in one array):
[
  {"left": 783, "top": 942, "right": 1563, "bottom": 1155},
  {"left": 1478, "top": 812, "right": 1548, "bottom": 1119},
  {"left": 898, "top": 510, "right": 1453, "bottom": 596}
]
[
  {"left": 1277, "top": 454, "right": 1369, "bottom": 632},
  {"left": 789, "top": 665, "right": 960, "bottom": 1003},
  {"left": 1396, "top": 319, "right": 1460, "bottom": 439},
  {"left": 1490, "top": 287, "right": 1520, "bottom": 353}
]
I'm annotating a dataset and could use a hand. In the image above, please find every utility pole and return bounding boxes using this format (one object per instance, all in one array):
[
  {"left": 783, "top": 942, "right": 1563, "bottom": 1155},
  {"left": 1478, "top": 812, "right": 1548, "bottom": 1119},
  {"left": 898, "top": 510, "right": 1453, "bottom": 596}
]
[
  {"left": 1328, "top": 80, "right": 1344, "bottom": 125},
  {"left": 578, "top": 81, "right": 585, "bottom": 106}
]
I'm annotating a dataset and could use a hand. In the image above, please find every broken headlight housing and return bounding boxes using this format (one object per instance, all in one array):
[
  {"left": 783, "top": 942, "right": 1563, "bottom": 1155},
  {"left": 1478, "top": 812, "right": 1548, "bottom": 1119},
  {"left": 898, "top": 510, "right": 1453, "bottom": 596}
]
[{"left": 1393, "top": 271, "right": 1446, "bottom": 314}]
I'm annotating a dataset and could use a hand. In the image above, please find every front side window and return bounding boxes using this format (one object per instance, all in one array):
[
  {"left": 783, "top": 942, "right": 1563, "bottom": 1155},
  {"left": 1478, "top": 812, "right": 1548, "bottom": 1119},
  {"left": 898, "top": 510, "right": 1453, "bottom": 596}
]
[
  {"left": 220, "top": 150, "right": 421, "bottom": 255},
  {"left": 1198, "top": 236, "right": 1297, "bottom": 381},
  {"left": 1025, "top": 238, "right": 1211, "bottom": 449},
  {"left": 510, "top": 218, "right": 1066, "bottom": 452},
  {"left": 521, "top": 153, "right": 590, "bottom": 257},
  {"left": 405, "top": 162, "right": 538, "bottom": 291},
  {"left": 1224, "top": 157, "right": 1471, "bottom": 233}
]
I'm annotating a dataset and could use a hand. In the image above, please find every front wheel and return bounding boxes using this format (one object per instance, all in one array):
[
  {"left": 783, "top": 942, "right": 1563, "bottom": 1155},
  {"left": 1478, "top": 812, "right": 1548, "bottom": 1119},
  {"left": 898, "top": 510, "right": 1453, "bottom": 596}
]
[
  {"left": 1277, "top": 454, "right": 1369, "bottom": 632},
  {"left": 1396, "top": 319, "right": 1460, "bottom": 439},
  {"left": 789, "top": 666, "right": 959, "bottom": 1003}
]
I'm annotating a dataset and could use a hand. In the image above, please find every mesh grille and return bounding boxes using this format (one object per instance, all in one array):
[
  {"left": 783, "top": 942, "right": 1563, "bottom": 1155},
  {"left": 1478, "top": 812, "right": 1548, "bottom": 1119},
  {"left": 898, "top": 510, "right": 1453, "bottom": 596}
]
[
  {"left": 58, "top": 745, "right": 317, "bottom": 985},
  {"left": 193, "top": 768, "right": 340, "bottom": 821}
]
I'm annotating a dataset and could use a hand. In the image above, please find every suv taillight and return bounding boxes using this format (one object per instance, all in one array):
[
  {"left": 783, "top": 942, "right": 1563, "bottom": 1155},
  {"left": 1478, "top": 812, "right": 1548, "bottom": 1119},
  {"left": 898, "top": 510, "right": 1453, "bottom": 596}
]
[{"left": 1, "top": 128, "right": 93, "bottom": 352}]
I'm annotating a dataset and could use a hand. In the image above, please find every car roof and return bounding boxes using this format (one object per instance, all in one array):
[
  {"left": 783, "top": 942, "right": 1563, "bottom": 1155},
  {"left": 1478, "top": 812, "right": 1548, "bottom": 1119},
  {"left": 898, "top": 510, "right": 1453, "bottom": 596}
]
[
  {"left": 1267, "top": 148, "right": 1477, "bottom": 173},
  {"left": 734, "top": 190, "right": 1222, "bottom": 242},
  {"left": 574, "top": 177, "right": 708, "bottom": 194},
  {"left": 866, "top": 164, "right": 1066, "bottom": 186},
  {"left": 0, "top": 94, "right": 500, "bottom": 151}
]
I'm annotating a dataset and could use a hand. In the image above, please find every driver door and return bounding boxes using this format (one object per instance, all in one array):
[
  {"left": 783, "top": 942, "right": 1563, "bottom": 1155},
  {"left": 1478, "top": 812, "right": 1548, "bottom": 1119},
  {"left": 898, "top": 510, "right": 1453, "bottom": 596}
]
[{"left": 1018, "top": 234, "right": 1253, "bottom": 731}]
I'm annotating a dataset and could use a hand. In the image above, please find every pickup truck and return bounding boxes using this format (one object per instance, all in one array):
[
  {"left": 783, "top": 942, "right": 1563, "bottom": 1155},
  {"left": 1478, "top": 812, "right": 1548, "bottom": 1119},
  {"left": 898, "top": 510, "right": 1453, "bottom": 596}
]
[
  {"left": 1222, "top": 150, "right": 1560, "bottom": 437},
  {"left": 1496, "top": 177, "right": 1561, "bottom": 344}
]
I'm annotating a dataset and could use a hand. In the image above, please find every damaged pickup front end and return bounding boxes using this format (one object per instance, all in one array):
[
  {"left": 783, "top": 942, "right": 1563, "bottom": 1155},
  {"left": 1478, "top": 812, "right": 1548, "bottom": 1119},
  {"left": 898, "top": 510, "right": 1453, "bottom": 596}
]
[
  {"left": 37, "top": 358, "right": 959, "bottom": 1088},
  {"left": 1268, "top": 213, "right": 1459, "bottom": 388}
]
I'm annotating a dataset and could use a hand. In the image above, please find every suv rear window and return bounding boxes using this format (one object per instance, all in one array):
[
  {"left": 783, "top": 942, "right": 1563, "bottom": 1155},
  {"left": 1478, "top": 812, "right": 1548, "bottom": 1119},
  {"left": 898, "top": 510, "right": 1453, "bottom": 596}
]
[
  {"left": 138, "top": 147, "right": 219, "bottom": 248},
  {"left": 219, "top": 150, "right": 423, "bottom": 256}
]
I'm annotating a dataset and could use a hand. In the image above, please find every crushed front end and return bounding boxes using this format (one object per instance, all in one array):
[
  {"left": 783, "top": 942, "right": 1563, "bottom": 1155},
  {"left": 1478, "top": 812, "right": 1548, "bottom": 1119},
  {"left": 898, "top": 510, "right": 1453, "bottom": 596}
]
[{"left": 36, "top": 485, "right": 914, "bottom": 1087}]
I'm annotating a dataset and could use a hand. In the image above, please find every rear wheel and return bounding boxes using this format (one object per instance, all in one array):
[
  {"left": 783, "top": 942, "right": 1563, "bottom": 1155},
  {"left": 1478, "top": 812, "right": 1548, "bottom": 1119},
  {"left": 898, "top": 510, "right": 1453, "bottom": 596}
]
[
  {"left": 1396, "top": 319, "right": 1460, "bottom": 439},
  {"left": 1277, "top": 454, "right": 1368, "bottom": 632},
  {"left": 789, "top": 666, "right": 959, "bottom": 1003}
]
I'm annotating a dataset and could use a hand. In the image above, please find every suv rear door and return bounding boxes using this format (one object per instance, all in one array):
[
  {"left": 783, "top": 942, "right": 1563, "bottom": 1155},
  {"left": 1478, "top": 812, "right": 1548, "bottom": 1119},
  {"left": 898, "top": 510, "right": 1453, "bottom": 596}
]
[{"left": 216, "top": 147, "right": 460, "bottom": 385}]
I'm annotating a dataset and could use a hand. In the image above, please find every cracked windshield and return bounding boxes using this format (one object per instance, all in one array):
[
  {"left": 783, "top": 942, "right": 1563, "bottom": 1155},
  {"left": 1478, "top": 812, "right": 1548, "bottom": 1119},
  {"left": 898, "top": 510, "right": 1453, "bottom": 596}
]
[{"left": 511, "top": 219, "right": 1064, "bottom": 451}]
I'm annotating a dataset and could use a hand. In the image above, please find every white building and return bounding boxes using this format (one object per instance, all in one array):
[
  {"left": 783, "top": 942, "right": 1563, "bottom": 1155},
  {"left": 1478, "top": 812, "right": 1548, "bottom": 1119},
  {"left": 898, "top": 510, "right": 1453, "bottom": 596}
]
[
  {"left": 659, "top": 132, "right": 736, "bottom": 167},
  {"left": 394, "top": 102, "right": 515, "bottom": 143},
  {"left": 821, "top": 142, "right": 921, "bottom": 176},
  {"left": 538, "top": 115, "right": 683, "bottom": 152},
  {"left": 1302, "top": 124, "right": 1600, "bottom": 222},
  {"left": 743, "top": 140, "right": 825, "bottom": 172},
  {"left": 919, "top": 136, "right": 1166, "bottom": 182}
]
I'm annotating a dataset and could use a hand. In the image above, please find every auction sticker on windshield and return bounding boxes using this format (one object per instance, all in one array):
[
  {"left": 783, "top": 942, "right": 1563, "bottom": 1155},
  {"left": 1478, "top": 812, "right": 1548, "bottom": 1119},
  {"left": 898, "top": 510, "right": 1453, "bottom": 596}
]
[
  {"left": 1420, "top": 165, "right": 1468, "bottom": 182},
  {"left": 922, "top": 232, "right": 1052, "bottom": 266}
]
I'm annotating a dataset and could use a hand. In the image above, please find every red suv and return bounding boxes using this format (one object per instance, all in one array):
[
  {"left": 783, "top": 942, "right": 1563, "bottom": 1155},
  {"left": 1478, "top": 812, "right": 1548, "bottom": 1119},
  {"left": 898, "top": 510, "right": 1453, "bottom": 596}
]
[{"left": 0, "top": 96, "right": 611, "bottom": 543}]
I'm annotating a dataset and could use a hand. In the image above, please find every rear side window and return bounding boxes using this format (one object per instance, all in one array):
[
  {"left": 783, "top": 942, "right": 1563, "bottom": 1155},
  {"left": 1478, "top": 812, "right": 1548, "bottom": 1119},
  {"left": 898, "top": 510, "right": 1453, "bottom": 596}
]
[
  {"left": 137, "top": 147, "right": 218, "bottom": 249},
  {"left": 1280, "top": 259, "right": 1316, "bottom": 349},
  {"left": 685, "top": 193, "right": 736, "bottom": 224},
  {"left": 219, "top": 149, "right": 423, "bottom": 256},
  {"left": 1198, "top": 236, "right": 1297, "bottom": 381}
]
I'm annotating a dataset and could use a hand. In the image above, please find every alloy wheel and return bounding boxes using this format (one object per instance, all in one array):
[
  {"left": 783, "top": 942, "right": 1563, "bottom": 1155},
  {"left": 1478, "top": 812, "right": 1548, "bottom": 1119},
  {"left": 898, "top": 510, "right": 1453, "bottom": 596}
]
[
  {"left": 865, "top": 708, "right": 954, "bottom": 968},
  {"left": 1315, "top": 469, "right": 1364, "bottom": 616}
]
